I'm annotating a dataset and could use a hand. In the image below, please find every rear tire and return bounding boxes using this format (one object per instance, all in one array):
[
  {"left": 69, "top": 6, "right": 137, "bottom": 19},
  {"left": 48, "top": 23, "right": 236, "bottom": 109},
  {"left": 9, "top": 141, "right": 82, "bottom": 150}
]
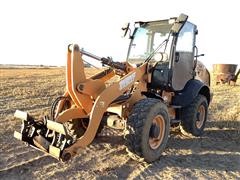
[
  {"left": 180, "top": 94, "right": 208, "bottom": 137},
  {"left": 125, "top": 98, "right": 170, "bottom": 163}
]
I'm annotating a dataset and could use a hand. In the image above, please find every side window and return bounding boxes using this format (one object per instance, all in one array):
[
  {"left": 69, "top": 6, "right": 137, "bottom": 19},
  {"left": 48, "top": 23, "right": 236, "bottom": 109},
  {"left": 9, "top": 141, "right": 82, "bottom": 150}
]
[{"left": 176, "top": 22, "right": 195, "bottom": 52}]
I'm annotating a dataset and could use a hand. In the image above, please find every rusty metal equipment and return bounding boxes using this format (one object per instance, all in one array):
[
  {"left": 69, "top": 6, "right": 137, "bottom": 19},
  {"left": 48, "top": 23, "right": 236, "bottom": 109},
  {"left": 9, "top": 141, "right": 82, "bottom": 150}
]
[
  {"left": 213, "top": 64, "right": 239, "bottom": 85},
  {"left": 14, "top": 14, "right": 212, "bottom": 163}
]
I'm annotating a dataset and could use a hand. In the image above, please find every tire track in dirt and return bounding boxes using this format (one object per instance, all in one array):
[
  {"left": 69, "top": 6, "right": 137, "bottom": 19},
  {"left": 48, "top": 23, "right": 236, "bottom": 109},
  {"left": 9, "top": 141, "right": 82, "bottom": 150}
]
[
  {"left": 0, "top": 141, "right": 43, "bottom": 169},
  {"left": 0, "top": 155, "right": 57, "bottom": 180}
]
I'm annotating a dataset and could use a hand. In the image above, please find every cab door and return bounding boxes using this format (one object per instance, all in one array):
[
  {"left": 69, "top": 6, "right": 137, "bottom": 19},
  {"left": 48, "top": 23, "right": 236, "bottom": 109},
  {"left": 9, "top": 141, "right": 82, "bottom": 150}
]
[{"left": 171, "top": 22, "right": 196, "bottom": 91}]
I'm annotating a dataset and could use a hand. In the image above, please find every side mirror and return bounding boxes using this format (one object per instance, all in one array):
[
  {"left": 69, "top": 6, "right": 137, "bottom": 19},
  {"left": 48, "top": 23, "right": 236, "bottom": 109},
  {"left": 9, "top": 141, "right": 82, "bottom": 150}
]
[{"left": 121, "top": 23, "right": 130, "bottom": 38}]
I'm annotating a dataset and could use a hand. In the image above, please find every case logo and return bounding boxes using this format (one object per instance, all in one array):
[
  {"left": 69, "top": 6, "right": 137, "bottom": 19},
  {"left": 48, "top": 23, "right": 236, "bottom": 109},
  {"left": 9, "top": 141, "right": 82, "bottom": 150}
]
[{"left": 119, "top": 72, "right": 136, "bottom": 90}]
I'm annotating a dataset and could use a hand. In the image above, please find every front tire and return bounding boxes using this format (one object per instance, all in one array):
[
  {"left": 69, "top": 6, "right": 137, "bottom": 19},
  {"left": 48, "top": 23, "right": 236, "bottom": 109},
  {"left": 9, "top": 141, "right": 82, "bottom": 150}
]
[{"left": 125, "top": 98, "right": 170, "bottom": 163}]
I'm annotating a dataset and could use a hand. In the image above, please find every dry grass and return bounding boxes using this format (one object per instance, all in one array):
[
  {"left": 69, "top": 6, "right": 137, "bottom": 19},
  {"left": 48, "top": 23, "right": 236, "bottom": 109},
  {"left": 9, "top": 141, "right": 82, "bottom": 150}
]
[
  {"left": 210, "top": 84, "right": 240, "bottom": 121},
  {"left": 0, "top": 68, "right": 239, "bottom": 179}
]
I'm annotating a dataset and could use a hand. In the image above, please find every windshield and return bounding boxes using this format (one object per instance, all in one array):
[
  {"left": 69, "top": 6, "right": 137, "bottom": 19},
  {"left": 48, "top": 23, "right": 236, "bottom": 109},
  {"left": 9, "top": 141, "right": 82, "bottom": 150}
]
[{"left": 128, "top": 21, "right": 173, "bottom": 64}]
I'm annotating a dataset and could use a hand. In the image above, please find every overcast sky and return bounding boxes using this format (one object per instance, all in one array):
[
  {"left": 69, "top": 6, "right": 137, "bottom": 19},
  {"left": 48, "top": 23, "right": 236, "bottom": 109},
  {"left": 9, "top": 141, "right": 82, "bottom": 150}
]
[{"left": 0, "top": 0, "right": 239, "bottom": 69}]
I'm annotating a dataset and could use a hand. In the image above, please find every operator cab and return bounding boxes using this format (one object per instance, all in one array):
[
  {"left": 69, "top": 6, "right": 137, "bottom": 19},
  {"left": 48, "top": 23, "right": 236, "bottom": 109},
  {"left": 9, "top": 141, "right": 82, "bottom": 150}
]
[{"left": 127, "top": 14, "right": 198, "bottom": 91}]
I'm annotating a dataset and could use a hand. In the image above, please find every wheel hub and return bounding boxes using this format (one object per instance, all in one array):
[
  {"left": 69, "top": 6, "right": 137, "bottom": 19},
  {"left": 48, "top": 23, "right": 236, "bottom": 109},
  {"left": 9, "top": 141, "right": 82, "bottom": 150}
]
[
  {"left": 196, "top": 104, "right": 205, "bottom": 129},
  {"left": 150, "top": 124, "right": 160, "bottom": 138},
  {"left": 148, "top": 115, "right": 165, "bottom": 150}
]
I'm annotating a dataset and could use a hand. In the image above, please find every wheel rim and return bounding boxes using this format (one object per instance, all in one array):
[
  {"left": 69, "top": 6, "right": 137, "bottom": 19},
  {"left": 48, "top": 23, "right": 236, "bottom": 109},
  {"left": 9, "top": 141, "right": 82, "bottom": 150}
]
[
  {"left": 196, "top": 104, "right": 206, "bottom": 129},
  {"left": 149, "top": 115, "right": 165, "bottom": 149}
]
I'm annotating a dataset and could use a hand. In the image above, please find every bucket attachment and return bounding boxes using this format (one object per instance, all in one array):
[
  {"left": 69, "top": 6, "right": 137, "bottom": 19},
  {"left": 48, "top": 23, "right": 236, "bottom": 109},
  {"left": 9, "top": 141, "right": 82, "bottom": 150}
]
[{"left": 14, "top": 110, "right": 73, "bottom": 161}]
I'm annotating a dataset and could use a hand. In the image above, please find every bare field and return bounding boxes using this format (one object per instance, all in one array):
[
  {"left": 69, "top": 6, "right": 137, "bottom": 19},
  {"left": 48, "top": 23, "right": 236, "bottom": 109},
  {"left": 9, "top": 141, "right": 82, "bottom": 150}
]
[{"left": 0, "top": 68, "right": 239, "bottom": 179}]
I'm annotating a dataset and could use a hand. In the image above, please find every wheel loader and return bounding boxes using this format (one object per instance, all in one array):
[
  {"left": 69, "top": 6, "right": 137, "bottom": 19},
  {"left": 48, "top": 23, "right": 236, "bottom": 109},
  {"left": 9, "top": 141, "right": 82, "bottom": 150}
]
[{"left": 14, "top": 14, "right": 211, "bottom": 163}]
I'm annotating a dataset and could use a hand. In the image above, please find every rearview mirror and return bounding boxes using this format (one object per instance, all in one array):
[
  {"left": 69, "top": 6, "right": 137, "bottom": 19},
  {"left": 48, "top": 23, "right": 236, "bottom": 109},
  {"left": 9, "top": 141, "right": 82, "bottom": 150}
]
[{"left": 121, "top": 23, "right": 130, "bottom": 38}]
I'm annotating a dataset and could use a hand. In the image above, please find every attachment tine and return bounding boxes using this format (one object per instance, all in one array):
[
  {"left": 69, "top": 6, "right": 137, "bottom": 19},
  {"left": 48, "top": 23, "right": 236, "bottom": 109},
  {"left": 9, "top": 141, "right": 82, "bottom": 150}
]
[{"left": 14, "top": 110, "right": 29, "bottom": 121}]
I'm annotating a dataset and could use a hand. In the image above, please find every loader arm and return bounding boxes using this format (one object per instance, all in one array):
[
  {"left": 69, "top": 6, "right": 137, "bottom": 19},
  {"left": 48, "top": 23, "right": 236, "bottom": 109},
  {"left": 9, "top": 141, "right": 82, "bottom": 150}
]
[
  {"left": 59, "top": 44, "right": 147, "bottom": 160},
  {"left": 55, "top": 44, "right": 115, "bottom": 123}
]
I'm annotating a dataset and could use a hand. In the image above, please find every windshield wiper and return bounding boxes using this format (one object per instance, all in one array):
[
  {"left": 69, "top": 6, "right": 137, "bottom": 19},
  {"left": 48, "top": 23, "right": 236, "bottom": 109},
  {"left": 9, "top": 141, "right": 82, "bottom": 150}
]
[{"left": 144, "top": 33, "right": 171, "bottom": 62}]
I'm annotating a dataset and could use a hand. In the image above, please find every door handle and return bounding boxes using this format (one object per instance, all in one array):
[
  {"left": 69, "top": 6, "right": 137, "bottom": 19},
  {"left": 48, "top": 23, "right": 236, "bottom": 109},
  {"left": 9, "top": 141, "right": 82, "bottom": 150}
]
[{"left": 175, "top": 52, "right": 180, "bottom": 62}]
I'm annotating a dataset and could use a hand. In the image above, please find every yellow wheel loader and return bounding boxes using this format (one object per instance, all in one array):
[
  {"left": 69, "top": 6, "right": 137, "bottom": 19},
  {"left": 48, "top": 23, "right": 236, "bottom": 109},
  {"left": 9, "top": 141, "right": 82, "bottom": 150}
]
[{"left": 14, "top": 14, "right": 211, "bottom": 163}]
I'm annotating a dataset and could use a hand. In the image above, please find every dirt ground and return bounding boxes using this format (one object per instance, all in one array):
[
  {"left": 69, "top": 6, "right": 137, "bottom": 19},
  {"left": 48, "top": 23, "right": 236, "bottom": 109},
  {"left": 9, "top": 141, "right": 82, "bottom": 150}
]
[{"left": 0, "top": 68, "right": 239, "bottom": 179}]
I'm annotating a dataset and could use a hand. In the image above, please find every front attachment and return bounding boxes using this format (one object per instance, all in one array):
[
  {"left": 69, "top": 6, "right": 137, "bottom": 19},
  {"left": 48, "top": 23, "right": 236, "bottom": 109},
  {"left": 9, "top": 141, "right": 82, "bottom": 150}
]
[{"left": 14, "top": 110, "right": 74, "bottom": 161}]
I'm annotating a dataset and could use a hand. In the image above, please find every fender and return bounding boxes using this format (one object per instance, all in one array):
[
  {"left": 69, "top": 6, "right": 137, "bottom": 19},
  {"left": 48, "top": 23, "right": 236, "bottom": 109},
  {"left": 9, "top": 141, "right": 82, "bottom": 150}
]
[{"left": 172, "top": 79, "right": 211, "bottom": 107}]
